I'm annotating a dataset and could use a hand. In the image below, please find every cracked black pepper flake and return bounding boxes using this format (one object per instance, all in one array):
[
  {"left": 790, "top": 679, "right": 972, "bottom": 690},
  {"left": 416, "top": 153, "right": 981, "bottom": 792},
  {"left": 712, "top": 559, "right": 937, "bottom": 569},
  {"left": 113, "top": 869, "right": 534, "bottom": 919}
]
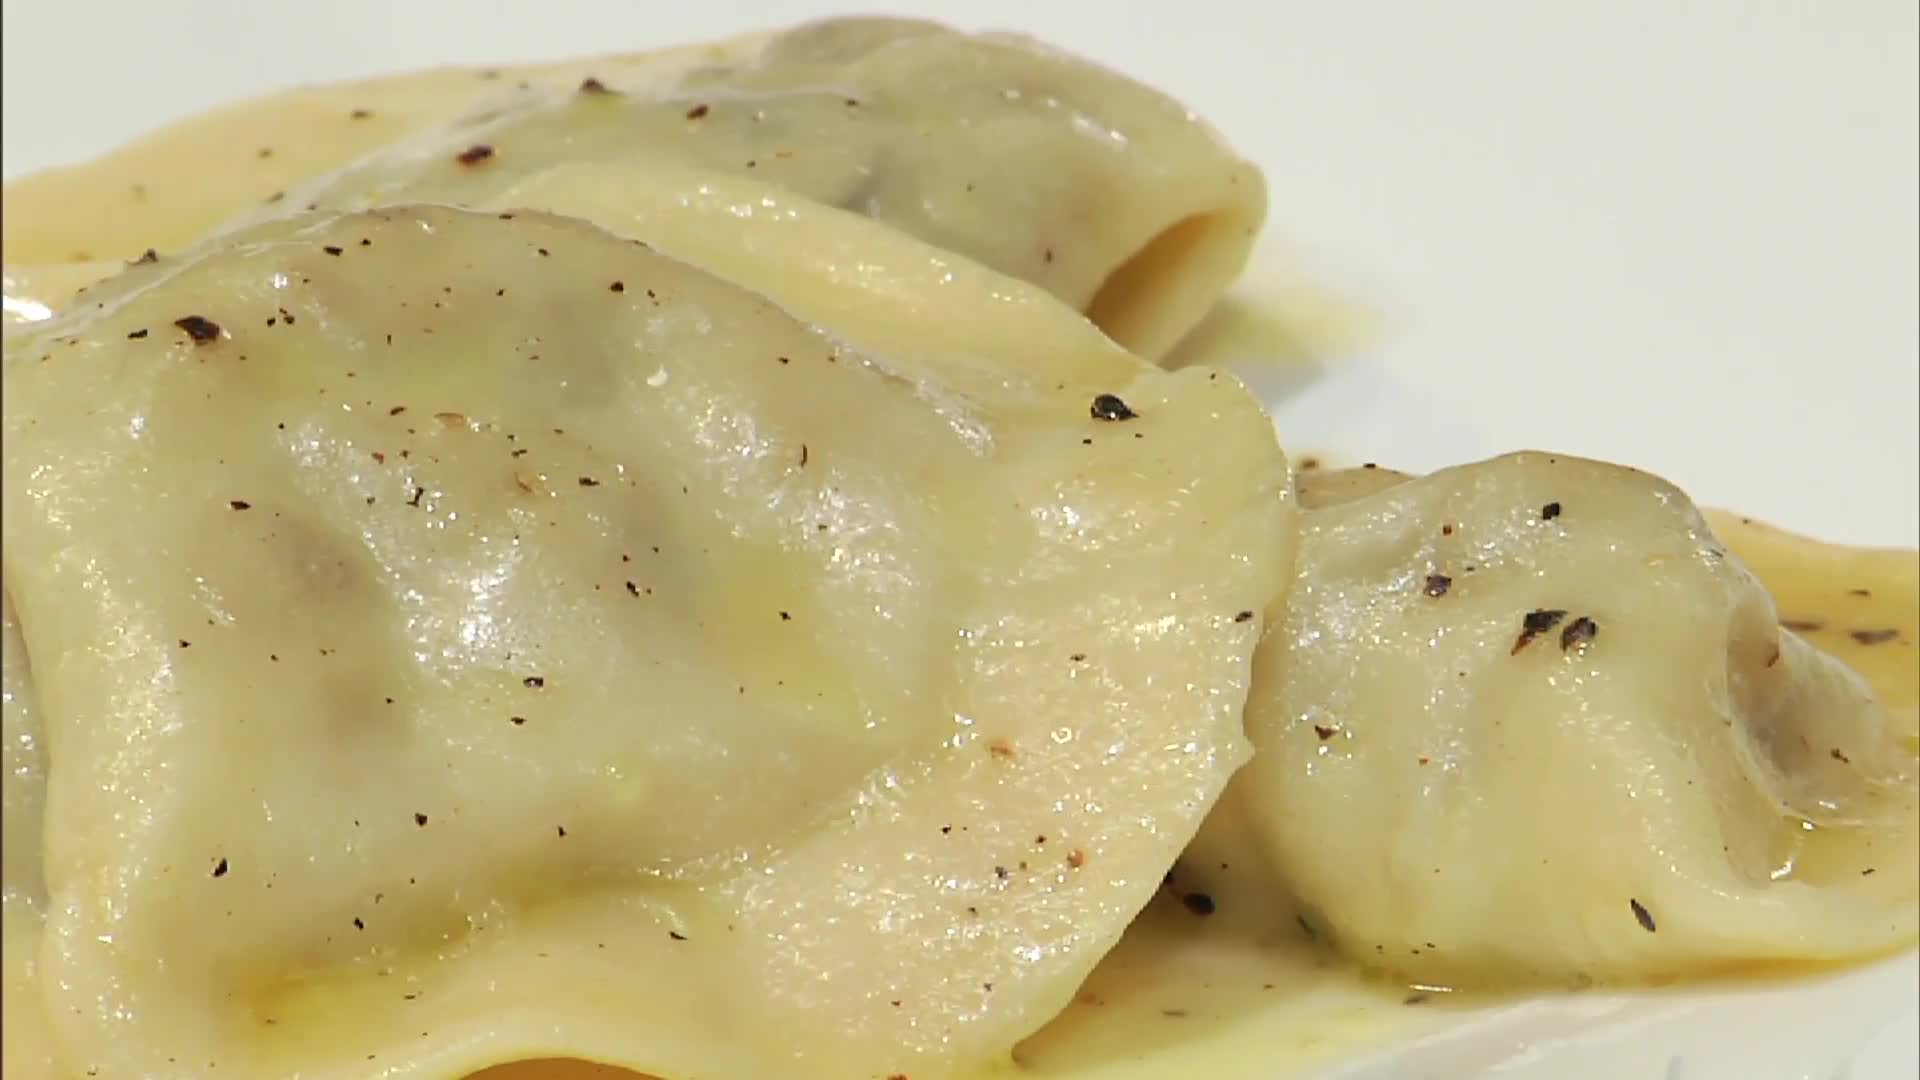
[
  {"left": 127, "top": 328, "right": 149, "bottom": 339},
  {"left": 686, "top": 103, "right": 710, "bottom": 119},
  {"left": 456, "top": 144, "right": 495, "bottom": 166},
  {"left": 228, "top": 500, "right": 252, "bottom": 510},
  {"left": 1850, "top": 628, "right": 1900, "bottom": 645},
  {"left": 523, "top": 676, "right": 546, "bottom": 688},
  {"left": 134, "top": 248, "right": 159, "bottom": 264},
  {"left": 1831, "top": 747, "right": 1852, "bottom": 764},
  {"left": 556, "top": 825, "right": 567, "bottom": 837},
  {"left": 1089, "top": 393, "right": 1138, "bottom": 421},
  {"left": 1424, "top": 574, "right": 1452, "bottom": 597},
  {"left": 1180, "top": 892, "right": 1216, "bottom": 916},
  {"left": 1313, "top": 724, "right": 1337, "bottom": 741},
  {"left": 668, "top": 930, "right": 687, "bottom": 941},
  {"left": 625, "top": 581, "right": 641, "bottom": 597},
  {"left": 1629, "top": 897, "right": 1656, "bottom": 932},
  {"left": 577, "top": 476, "right": 601, "bottom": 487},
  {"left": 799, "top": 443, "right": 810, "bottom": 467},
  {"left": 178, "top": 639, "right": 191, "bottom": 649},
  {"left": 1541, "top": 501, "right": 1563, "bottom": 520},
  {"left": 578, "top": 77, "right": 610, "bottom": 94},
  {"left": 353, "top": 917, "right": 365, "bottom": 930},
  {"left": 778, "top": 611, "right": 792, "bottom": 621},
  {"left": 322, "top": 245, "right": 344, "bottom": 256},
  {"left": 1511, "top": 609, "right": 1569, "bottom": 654},
  {"left": 174, "top": 315, "right": 222, "bottom": 343},
  {"left": 350, "top": 108, "right": 373, "bottom": 119},
  {"left": 1560, "top": 616, "right": 1599, "bottom": 651},
  {"left": 509, "top": 715, "right": 527, "bottom": 726},
  {"left": 406, "top": 486, "right": 426, "bottom": 508},
  {"left": 211, "top": 857, "right": 229, "bottom": 878},
  {"left": 1233, "top": 610, "right": 1255, "bottom": 623},
  {"left": 414, "top": 813, "right": 429, "bottom": 827}
]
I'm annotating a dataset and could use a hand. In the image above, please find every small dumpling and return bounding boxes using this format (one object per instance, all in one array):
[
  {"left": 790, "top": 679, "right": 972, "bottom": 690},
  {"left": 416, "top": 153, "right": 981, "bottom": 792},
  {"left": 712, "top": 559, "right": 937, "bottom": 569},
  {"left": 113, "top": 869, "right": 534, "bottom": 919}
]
[
  {"left": 4, "top": 17, "right": 1264, "bottom": 359},
  {"left": 1232, "top": 453, "right": 1917, "bottom": 986},
  {"left": 1, "top": 204, "right": 1294, "bottom": 1078}
]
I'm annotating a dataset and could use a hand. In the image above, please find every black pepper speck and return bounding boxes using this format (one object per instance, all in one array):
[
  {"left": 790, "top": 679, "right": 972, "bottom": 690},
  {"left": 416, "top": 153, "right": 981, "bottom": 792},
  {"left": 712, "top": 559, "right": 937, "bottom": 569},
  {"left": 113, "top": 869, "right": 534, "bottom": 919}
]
[
  {"left": 1629, "top": 897, "right": 1656, "bottom": 932},
  {"left": 1512, "top": 609, "right": 1569, "bottom": 654},
  {"left": 1180, "top": 892, "right": 1216, "bottom": 916},
  {"left": 1560, "top": 616, "right": 1599, "bottom": 651},
  {"left": 174, "top": 315, "right": 222, "bottom": 343}
]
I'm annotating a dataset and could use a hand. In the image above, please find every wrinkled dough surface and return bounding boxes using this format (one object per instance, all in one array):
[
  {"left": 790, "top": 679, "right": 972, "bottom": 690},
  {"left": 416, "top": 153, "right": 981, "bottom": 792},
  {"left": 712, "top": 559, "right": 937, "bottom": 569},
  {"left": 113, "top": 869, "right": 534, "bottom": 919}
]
[
  {"left": 0, "top": 205, "right": 1294, "bottom": 1079},
  {"left": 4, "top": 17, "right": 1264, "bottom": 359},
  {"left": 1237, "top": 453, "right": 1917, "bottom": 985}
]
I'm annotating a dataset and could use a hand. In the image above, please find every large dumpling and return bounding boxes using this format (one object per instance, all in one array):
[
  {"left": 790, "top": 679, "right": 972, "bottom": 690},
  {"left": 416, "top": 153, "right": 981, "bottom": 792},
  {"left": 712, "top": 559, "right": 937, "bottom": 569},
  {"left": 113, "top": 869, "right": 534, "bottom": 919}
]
[
  {"left": 1231, "top": 453, "right": 1917, "bottom": 986},
  {"left": 3, "top": 17, "right": 1264, "bottom": 359},
  {"left": 0, "top": 204, "right": 1295, "bottom": 1078}
]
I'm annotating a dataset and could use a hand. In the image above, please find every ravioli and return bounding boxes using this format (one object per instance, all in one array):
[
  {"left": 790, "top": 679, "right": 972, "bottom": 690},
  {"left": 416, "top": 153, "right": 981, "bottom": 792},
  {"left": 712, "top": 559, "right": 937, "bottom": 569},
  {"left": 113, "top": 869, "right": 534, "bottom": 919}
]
[
  {"left": 3, "top": 17, "right": 1264, "bottom": 359},
  {"left": 0, "top": 204, "right": 1295, "bottom": 1079},
  {"left": 1233, "top": 454, "right": 1918, "bottom": 986}
]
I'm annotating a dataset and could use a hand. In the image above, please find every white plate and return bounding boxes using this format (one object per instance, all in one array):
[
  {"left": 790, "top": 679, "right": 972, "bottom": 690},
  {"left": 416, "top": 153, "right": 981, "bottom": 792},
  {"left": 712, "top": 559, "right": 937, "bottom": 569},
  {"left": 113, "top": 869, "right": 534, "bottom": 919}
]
[{"left": 5, "top": 2, "right": 1915, "bottom": 1077}]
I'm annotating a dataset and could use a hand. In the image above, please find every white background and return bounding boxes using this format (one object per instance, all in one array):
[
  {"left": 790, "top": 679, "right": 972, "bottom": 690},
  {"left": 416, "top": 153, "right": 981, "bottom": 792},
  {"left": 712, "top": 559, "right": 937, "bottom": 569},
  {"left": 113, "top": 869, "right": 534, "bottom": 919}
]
[{"left": 4, "top": 1, "right": 1917, "bottom": 1076}]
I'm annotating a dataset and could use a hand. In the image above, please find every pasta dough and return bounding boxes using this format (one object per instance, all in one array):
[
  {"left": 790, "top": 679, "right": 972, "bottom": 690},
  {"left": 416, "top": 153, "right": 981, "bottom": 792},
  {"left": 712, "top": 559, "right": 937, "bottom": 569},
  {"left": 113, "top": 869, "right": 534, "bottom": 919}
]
[
  {"left": 0, "top": 204, "right": 1295, "bottom": 1079},
  {"left": 2, "top": 17, "right": 1265, "bottom": 359},
  {"left": 2, "top": 591, "right": 56, "bottom": 1080},
  {"left": 1233, "top": 454, "right": 1918, "bottom": 985}
]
